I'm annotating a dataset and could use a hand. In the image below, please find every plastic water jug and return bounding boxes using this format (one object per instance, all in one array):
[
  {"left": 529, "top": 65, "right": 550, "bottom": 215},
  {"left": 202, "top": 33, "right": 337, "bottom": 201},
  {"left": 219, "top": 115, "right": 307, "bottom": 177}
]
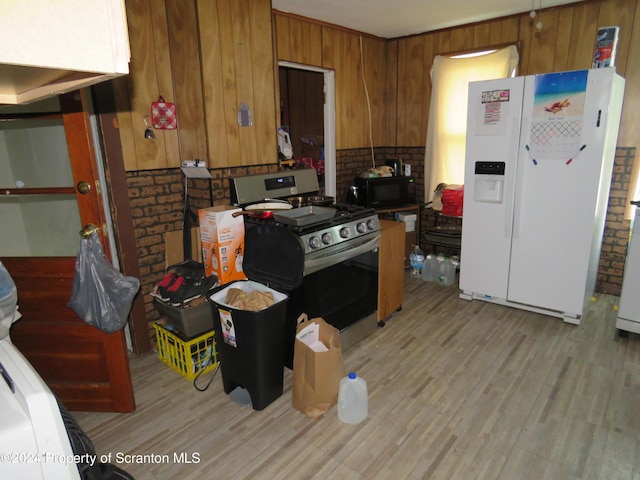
[
  {"left": 338, "top": 372, "right": 368, "bottom": 424},
  {"left": 277, "top": 128, "right": 293, "bottom": 159},
  {"left": 409, "top": 245, "right": 425, "bottom": 277},
  {"left": 421, "top": 254, "right": 439, "bottom": 282},
  {"left": 437, "top": 257, "right": 456, "bottom": 286}
]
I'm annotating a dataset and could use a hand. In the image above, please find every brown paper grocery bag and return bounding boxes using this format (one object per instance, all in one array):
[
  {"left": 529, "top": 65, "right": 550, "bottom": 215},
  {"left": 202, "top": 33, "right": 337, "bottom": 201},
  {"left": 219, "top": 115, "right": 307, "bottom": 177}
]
[{"left": 292, "top": 314, "right": 346, "bottom": 418}]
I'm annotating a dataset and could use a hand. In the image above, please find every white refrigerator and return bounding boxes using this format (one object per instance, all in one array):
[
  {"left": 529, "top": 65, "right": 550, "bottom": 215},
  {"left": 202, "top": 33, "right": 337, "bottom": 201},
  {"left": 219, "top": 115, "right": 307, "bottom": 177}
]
[
  {"left": 459, "top": 68, "right": 625, "bottom": 323},
  {"left": 616, "top": 203, "right": 640, "bottom": 334}
]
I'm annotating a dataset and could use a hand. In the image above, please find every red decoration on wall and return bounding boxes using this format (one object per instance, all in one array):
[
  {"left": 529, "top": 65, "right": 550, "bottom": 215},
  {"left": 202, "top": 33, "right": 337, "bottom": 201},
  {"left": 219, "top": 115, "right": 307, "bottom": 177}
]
[{"left": 151, "top": 96, "right": 178, "bottom": 130}]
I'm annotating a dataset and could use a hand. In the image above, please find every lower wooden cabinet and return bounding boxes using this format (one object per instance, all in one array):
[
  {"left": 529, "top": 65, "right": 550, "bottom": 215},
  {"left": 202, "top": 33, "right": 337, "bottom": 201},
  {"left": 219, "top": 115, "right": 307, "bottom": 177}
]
[
  {"left": 375, "top": 205, "right": 420, "bottom": 268},
  {"left": 378, "top": 220, "right": 405, "bottom": 323}
]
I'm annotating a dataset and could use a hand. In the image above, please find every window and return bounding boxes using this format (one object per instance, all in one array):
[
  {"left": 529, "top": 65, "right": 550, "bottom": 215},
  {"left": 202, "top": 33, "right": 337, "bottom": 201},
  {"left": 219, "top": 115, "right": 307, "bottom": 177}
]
[{"left": 424, "top": 45, "right": 519, "bottom": 201}]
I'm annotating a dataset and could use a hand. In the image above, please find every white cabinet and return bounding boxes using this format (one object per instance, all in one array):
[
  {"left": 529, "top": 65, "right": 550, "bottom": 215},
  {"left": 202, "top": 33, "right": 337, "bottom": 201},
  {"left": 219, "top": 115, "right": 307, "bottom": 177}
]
[{"left": 0, "top": 0, "right": 130, "bottom": 104}]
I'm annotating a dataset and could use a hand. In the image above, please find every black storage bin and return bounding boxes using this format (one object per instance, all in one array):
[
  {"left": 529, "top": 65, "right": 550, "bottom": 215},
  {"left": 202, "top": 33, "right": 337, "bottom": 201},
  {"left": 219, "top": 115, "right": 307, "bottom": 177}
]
[{"left": 208, "top": 223, "right": 304, "bottom": 410}]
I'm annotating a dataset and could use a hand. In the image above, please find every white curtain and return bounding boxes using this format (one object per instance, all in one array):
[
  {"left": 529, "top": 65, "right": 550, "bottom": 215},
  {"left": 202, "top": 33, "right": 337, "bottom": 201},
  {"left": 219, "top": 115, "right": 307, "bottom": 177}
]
[{"left": 424, "top": 46, "right": 519, "bottom": 202}]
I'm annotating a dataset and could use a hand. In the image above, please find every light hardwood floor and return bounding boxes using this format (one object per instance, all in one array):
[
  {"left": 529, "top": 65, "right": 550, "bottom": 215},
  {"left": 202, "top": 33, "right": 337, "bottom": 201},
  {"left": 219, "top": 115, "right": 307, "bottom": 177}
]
[{"left": 74, "top": 273, "right": 640, "bottom": 480}]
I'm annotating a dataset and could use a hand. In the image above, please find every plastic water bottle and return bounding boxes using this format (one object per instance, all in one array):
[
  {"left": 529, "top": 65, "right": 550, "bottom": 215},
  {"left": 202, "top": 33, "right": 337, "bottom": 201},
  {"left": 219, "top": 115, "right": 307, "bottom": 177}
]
[
  {"left": 409, "top": 245, "right": 425, "bottom": 277},
  {"left": 421, "top": 254, "right": 439, "bottom": 282},
  {"left": 438, "top": 257, "right": 456, "bottom": 286},
  {"left": 338, "top": 372, "right": 368, "bottom": 424}
]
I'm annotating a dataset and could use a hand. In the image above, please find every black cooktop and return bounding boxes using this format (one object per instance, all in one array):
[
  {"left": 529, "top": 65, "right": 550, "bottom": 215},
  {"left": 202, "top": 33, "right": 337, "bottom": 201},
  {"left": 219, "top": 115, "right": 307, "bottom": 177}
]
[{"left": 245, "top": 203, "right": 377, "bottom": 235}]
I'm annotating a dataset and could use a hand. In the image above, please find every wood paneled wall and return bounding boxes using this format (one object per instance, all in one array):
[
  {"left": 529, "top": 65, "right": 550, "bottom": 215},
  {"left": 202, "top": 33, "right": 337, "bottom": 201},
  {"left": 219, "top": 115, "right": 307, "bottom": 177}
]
[
  {"left": 166, "top": 0, "right": 207, "bottom": 164},
  {"left": 117, "top": 0, "right": 276, "bottom": 170},
  {"left": 117, "top": 0, "right": 639, "bottom": 170},
  {"left": 198, "top": 0, "right": 277, "bottom": 167},
  {"left": 274, "top": 0, "right": 640, "bottom": 153},
  {"left": 115, "top": 0, "right": 206, "bottom": 170},
  {"left": 274, "top": 14, "right": 388, "bottom": 151},
  {"left": 115, "top": 0, "right": 183, "bottom": 170},
  {"left": 323, "top": 30, "right": 388, "bottom": 149}
]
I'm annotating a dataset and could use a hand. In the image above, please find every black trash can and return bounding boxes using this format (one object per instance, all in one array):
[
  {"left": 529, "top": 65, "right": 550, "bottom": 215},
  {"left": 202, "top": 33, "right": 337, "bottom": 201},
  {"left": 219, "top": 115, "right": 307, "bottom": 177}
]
[{"left": 208, "top": 223, "right": 304, "bottom": 410}]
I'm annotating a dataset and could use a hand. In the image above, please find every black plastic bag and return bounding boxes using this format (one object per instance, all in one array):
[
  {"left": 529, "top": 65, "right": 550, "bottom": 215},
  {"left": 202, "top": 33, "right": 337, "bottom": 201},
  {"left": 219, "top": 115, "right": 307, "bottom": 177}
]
[{"left": 68, "top": 232, "right": 140, "bottom": 334}]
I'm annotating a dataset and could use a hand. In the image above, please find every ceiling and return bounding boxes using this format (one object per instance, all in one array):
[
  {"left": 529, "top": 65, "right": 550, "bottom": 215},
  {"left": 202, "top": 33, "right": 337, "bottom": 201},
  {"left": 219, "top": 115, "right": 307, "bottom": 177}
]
[{"left": 272, "top": 0, "right": 585, "bottom": 38}]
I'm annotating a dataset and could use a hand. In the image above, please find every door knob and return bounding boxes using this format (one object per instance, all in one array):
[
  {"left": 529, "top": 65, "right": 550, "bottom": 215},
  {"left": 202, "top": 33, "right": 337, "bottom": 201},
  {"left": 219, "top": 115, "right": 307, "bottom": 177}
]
[
  {"left": 77, "top": 181, "right": 91, "bottom": 194},
  {"left": 80, "top": 224, "right": 99, "bottom": 238}
]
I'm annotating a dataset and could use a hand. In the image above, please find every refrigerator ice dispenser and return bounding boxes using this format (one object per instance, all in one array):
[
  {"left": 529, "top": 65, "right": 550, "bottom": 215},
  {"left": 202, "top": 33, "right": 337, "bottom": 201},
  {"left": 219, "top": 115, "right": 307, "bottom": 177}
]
[{"left": 473, "top": 161, "right": 505, "bottom": 203}]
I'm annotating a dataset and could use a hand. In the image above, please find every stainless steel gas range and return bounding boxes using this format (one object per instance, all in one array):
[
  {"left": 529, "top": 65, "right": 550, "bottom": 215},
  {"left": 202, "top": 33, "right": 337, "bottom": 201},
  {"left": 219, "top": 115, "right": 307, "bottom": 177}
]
[{"left": 230, "top": 169, "right": 381, "bottom": 368}]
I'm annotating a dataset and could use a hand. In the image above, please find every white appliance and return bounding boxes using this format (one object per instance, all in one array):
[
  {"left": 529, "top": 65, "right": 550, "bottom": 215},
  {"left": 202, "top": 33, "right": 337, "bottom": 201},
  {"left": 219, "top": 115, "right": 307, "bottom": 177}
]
[
  {"left": 616, "top": 202, "right": 640, "bottom": 334},
  {"left": 459, "top": 68, "right": 625, "bottom": 323}
]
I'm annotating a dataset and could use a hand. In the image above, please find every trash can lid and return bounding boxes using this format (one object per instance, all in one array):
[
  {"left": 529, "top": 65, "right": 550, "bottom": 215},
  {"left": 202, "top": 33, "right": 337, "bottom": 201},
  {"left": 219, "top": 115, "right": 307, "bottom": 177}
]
[{"left": 244, "top": 223, "right": 304, "bottom": 291}]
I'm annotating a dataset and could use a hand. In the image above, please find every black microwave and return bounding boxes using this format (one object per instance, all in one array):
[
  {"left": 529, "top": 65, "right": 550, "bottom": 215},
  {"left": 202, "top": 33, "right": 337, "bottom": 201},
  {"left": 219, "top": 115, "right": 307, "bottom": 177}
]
[{"left": 351, "top": 176, "right": 415, "bottom": 209}]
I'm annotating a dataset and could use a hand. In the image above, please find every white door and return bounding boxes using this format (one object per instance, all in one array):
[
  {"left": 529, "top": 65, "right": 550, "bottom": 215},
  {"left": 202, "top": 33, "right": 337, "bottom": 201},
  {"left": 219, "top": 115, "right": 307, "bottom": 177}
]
[
  {"left": 0, "top": 91, "right": 135, "bottom": 412},
  {"left": 459, "top": 76, "right": 524, "bottom": 298},
  {"left": 507, "top": 69, "right": 620, "bottom": 316}
]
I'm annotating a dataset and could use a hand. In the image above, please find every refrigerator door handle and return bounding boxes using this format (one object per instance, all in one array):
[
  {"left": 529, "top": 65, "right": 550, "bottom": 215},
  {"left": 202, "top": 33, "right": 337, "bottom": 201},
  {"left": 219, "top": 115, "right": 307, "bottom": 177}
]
[
  {"left": 504, "top": 117, "right": 529, "bottom": 238},
  {"left": 512, "top": 117, "right": 528, "bottom": 239}
]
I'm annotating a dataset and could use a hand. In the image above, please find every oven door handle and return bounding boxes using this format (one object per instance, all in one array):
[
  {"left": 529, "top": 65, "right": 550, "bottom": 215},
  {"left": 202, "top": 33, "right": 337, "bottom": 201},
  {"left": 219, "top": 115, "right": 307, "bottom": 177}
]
[{"left": 304, "top": 234, "right": 380, "bottom": 274}]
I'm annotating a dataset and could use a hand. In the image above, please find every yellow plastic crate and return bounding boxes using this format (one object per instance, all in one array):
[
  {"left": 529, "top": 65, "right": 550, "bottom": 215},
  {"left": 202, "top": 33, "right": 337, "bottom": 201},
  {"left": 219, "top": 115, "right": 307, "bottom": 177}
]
[{"left": 153, "top": 323, "right": 217, "bottom": 380}]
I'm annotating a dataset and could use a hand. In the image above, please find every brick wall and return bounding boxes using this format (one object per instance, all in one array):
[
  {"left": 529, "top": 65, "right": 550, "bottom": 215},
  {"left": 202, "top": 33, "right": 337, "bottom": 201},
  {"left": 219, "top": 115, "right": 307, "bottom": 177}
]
[
  {"left": 598, "top": 147, "right": 636, "bottom": 295},
  {"left": 126, "top": 146, "right": 634, "bottom": 337},
  {"left": 126, "top": 164, "right": 281, "bottom": 336},
  {"left": 335, "top": 147, "right": 425, "bottom": 203}
]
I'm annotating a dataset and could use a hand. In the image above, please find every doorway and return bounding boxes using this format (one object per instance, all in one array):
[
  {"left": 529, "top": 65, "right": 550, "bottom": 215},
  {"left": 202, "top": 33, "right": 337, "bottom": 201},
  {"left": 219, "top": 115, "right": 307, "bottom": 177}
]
[
  {"left": 278, "top": 61, "right": 336, "bottom": 197},
  {"left": 0, "top": 91, "right": 135, "bottom": 412}
]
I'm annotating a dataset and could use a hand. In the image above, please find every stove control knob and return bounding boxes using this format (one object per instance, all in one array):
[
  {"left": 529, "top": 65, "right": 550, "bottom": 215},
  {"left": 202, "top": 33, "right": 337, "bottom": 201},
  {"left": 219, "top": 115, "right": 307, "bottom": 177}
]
[
  {"left": 367, "top": 219, "right": 377, "bottom": 230},
  {"left": 340, "top": 227, "right": 351, "bottom": 239},
  {"left": 356, "top": 222, "right": 367, "bottom": 233},
  {"left": 322, "top": 232, "right": 333, "bottom": 245},
  {"left": 308, "top": 236, "right": 322, "bottom": 249}
]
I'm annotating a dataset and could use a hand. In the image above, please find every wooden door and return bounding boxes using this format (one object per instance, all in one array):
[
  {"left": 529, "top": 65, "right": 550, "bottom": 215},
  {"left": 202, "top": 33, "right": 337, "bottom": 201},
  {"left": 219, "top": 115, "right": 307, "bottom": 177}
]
[{"left": 0, "top": 91, "right": 135, "bottom": 413}]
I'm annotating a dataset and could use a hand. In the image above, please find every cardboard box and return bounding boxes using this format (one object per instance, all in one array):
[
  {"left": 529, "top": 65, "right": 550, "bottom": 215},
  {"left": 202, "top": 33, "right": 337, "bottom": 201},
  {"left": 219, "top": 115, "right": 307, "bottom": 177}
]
[
  {"left": 198, "top": 206, "right": 247, "bottom": 284},
  {"left": 395, "top": 212, "right": 417, "bottom": 222},
  {"left": 164, "top": 227, "right": 202, "bottom": 270}
]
